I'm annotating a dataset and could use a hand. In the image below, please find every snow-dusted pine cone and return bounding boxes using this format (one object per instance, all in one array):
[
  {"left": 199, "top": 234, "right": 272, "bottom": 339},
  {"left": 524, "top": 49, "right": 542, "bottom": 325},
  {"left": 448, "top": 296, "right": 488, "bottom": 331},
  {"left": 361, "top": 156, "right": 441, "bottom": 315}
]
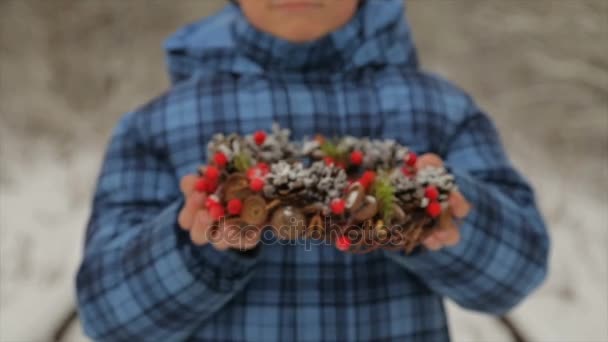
[
  {"left": 415, "top": 167, "right": 457, "bottom": 202},
  {"left": 206, "top": 133, "right": 247, "bottom": 161},
  {"left": 358, "top": 138, "right": 409, "bottom": 169},
  {"left": 390, "top": 170, "right": 420, "bottom": 206},
  {"left": 303, "top": 161, "right": 349, "bottom": 205},
  {"left": 263, "top": 161, "right": 308, "bottom": 199},
  {"left": 246, "top": 124, "right": 299, "bottom": 163}
]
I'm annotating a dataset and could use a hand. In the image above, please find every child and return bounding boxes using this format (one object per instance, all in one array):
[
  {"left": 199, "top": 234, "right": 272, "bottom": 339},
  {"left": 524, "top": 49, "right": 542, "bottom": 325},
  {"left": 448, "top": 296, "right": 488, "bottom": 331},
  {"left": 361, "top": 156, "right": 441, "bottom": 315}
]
[{"left": 76, "top": 0, "right": 549, "bottom": 341}]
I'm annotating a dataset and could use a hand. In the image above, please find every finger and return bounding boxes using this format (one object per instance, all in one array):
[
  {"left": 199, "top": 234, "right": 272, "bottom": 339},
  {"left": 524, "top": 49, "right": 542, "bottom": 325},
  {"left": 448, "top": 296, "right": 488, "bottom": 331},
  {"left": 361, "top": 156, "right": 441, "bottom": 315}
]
[
  {"left": 180, "top": 174, "right": 199, "bottom": 196},
  {"left": 434, "top": 217, "right": 460, "bottom": 246},
  {"left": 178, "top": 192, "right": 206, "bottom": 230},
  {"left": 423, "top": 235, "right": 443, "bottom": 251},
  {"left": 213, "top": 221, "right": 243, "bottom": 251},
  {"left": 449, "top": 190, "right": 471, "bottom": 219},
  {"left": 416, "top": 153, "right": 443, "bottom": 169},
  {"left": 190, "top": 210, "right": 213, "bottom": 245},
  {"left": 211, "top": 234, "right": 230, "bottom": 250},
  {"left": 211, "top": 224, "right": 230, "bottom": 251}
]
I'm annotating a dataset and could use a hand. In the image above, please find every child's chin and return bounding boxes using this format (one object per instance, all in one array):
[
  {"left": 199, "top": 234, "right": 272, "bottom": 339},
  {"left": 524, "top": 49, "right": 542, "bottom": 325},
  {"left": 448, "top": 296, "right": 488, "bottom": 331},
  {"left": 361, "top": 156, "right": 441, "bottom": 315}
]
[{"left": 273, "top": 25, "right": 330, "bottom": 43}]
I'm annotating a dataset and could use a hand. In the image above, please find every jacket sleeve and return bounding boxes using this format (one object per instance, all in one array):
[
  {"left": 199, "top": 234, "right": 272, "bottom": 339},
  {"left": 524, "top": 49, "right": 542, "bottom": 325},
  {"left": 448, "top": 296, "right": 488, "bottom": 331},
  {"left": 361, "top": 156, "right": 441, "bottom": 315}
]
[
  {"left": 385, "top": 101, "right": 550, "bottom": 315},
  {"left": 76, "top": 111, "right": 260, "bottom": 341}
]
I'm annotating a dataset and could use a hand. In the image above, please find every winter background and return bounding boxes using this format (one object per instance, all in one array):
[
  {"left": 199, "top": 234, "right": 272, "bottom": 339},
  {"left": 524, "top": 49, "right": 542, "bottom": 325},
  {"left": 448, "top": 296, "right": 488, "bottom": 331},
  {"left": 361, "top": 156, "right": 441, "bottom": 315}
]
[{"left": 0, "top": 0, "right": 606, "bottom": 341}]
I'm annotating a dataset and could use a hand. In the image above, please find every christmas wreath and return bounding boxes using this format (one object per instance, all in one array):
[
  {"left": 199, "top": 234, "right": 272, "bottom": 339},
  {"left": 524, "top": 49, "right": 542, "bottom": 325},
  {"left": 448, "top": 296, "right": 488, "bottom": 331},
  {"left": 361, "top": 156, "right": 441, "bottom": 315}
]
[{"left": 195, "top": 124, "right": 456, "bottom": 253}]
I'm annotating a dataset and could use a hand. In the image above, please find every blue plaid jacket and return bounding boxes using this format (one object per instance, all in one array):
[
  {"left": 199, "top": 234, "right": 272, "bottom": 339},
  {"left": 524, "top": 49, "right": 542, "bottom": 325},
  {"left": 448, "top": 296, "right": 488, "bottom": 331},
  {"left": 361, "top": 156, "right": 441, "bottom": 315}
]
[{"left": 76, "top": 1, "right": 549, "bottom": 341}]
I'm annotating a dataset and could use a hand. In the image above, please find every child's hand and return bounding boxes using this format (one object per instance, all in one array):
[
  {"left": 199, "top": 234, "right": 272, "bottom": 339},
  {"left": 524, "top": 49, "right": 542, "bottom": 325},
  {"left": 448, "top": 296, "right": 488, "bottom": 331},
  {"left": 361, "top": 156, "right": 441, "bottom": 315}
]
[
  {"left": 416, "top": 154, "right": 471, "bottom": 251},
  {"left": 178, "top": 173, "right": 262, "bottom": 251}
]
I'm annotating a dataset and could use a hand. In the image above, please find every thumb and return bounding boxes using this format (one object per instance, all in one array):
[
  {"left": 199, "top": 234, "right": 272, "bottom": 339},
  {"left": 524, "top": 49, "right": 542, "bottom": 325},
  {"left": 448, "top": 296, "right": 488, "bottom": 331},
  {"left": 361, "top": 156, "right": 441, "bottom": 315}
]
[
  {"left": 180, "top": 174, "right": 199, "bottom": 196},
  {"left": 449, "top": 190, "right": 471, "bottom": 219}
]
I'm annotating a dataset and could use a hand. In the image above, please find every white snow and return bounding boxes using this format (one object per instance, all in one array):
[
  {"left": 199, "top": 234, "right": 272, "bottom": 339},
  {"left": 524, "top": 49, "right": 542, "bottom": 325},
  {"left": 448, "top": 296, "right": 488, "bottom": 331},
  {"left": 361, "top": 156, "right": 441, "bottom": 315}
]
[{"left": 0, "top": 138, "right": 96, "bottom": 341}]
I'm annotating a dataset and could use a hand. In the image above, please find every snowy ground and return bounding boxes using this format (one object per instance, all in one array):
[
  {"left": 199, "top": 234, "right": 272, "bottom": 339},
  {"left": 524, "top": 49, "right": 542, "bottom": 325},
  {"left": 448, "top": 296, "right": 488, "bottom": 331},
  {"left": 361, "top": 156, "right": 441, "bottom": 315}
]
[{"left": 1, "top": 1, "right": 606, "bottom": 341}]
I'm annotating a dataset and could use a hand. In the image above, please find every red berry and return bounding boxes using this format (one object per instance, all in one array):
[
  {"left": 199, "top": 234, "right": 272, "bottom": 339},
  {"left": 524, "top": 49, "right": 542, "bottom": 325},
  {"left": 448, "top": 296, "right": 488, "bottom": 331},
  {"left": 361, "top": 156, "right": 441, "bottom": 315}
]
[
  {"left": 213, "top": 152, "right": 228, "bottom": 167},
  {"left": 330, "top": 198, "right": 346, "bottom": 215},
  {"left": 426, "top": 201, "right": 442, "bottom": 218},
  {"left": 359, "top": 171, "right": 376, "bottom": 189},
  {"left": 253, "top": 131, "right": 267, "bottom": 145},
  {"left": 247, "top": 163, "right": 271, "bottom": 180},
  {"left": 425, "top": 186, "right": 439, "bottom": 200},
  {"left": 205, "top": 196, "right": 219, "bottom": 208},
  {"left": 350, "top": 150, "right": 364, "bottom": 166},
  {"left": 335, "top": 162, "right": 346, "bottom": 169},
  {"left": 256, "top": 162, "right": 270, "bottom": 174},
  {"left": 227, "top": 199, "right": 243, "bottom": 215},
  {"left": 246, "top": 167, "right": 259, "bottom": 180},
  {"left": 401, "top": 166, "right": 413, "bottom": 177},
  {"left": 250, "top": 177, "right": 265, "bottom": 192},
  {"left": 405, "top": 151, "right": 417, "bottom": 167},
  {"left": 205, "top": 179, "right": 218, "bottom": 193},
  {"left": 324, "top": 156, "right": 335, "bottom": 166},
  {"left": 195, "top": 178, "right": 208, "bottom": 193},
  {"left": 336, "top": 236, "right": 351, "bottom": 252},
  {"left": 205, "top": 166, "right": 220, "bottom": 181},
  {"left": 209, "top": 204, "right": 225, "bottom": 221}
]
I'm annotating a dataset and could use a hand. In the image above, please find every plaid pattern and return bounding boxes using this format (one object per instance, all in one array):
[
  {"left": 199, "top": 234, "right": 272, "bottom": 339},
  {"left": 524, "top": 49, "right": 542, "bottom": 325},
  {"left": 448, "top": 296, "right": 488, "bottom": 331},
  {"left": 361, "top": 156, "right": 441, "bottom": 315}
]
[{"left": 76, "top": 1, "right": 549, "bottom": 341}]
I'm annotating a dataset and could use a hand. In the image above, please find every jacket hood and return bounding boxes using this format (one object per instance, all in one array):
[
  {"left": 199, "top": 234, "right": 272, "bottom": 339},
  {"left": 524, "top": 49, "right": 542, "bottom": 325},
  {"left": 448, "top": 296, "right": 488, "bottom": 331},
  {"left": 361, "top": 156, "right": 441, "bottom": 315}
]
[{"left": 165, "top": 0, "right": 418, "bottom": 83}]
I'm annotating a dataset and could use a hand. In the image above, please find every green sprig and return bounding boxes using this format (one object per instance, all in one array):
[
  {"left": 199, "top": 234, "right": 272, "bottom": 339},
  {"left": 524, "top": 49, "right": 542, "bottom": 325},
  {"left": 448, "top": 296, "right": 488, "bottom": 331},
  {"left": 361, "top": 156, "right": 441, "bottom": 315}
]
[
  {"left": 373, "top": 173, "right": 396, "bottom": 222},
  {"left": 233, "top": 152, "right": 252, "bottom": 172},
  {"left": 320, "top": 139, "right": 347, "bottom": 161}
]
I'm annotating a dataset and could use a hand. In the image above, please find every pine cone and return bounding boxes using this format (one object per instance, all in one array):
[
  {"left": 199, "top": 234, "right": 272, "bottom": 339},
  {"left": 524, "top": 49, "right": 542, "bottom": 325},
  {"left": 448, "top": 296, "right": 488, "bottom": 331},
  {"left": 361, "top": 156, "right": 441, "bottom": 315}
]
[
  {"left": 360, "top": 139, "right": 409, "bottom": 169},
  {"left": 263, "top": 161, "right": 308, "bottom": 199},
  {"left": 304, "top": 161, "right": 349, "bottom": 205},
  {"left": 246, "top": 124, "right": 299, "bottom": 163},
  {"left": 390, "top": 170, "right": 419, "bottom": 207},
  {"left": 415, "top": 167, "right": 456, "bottom": 201},
  {"left": 206, "top": 133, "right": 246, "bottom": 162}
]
